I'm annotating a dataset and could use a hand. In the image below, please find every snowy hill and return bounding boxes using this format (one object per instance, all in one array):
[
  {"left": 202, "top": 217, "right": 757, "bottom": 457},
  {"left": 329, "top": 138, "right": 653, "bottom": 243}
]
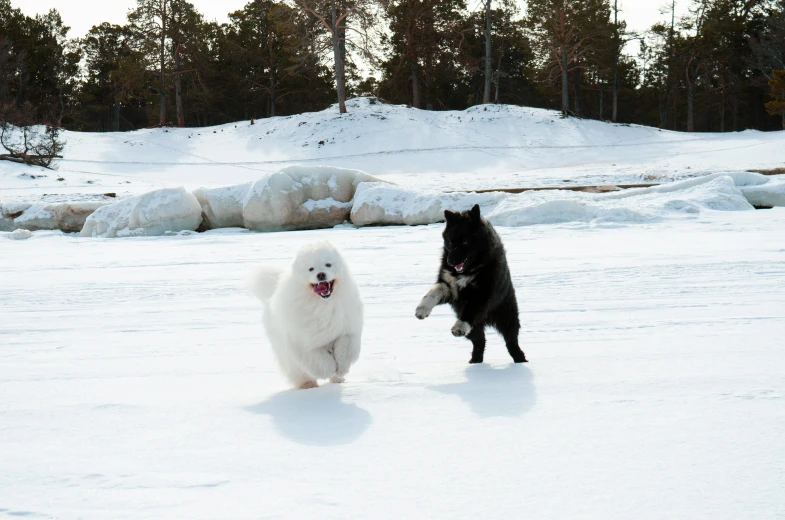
[{"left": 3, "top": 97, "right": 784, "bottom": 198}]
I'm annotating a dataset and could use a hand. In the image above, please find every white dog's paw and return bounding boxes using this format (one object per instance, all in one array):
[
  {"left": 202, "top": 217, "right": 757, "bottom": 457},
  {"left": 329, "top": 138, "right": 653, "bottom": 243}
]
[
  {"left": 415, "top": 302, "right": 432, "bottom": 320},
  {"left": 329, "top": 375, "right": 346, "bottom": 384},
  {"left": 298, "top": 380, "right": 319, "bottom": 389},
  {"left": 451, "top": 320, "right": 472, "bottom": 337}
]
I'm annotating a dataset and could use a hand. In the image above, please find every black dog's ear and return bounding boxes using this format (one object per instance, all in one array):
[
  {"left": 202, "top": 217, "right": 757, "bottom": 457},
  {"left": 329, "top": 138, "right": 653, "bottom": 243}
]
[
  {"left": 444, "top": 209, "right": 457, "bottom": 223},
  {"left": 469, "top": 204, "right": 481, "bottom": 222}
]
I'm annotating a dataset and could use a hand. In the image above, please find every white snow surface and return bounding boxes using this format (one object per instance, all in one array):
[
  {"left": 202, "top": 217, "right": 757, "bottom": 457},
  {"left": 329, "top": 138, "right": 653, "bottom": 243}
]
[
  {"left": 2, "top": 209, "right": 785, "bottom": 519},
  {"left": 79, "top": 187, "right": 202, "bottom": 238},
  {"left": 2, "top": 98, "right": 785, "bottom": 198}
]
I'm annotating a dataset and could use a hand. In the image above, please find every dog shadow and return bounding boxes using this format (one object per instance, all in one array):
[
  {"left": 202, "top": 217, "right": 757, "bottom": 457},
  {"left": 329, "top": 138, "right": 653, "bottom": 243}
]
[
  {"left": 245, "top": 384, "right": 372, "bottom": 446},
  {"left": 429, "top": 364, "right": 537, "bottom": 418}
]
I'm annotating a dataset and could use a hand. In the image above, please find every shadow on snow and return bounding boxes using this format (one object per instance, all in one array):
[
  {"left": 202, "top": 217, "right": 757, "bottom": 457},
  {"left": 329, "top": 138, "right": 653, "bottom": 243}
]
[
  {"left": 429, "top": 363, "right": 537, "bottom": 418},
  {"left": 245, "top": 384, "right": 372, "bottom": 446}
]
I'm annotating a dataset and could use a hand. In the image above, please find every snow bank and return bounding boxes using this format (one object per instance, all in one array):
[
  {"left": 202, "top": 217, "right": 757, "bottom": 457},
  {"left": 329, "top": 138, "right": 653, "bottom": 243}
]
[
  {"left": 350, "top": 183, "right": 508, "bottom": 226},
  {"left": 195, "top": 166, "right": 386, "bottom": 231},
  {"left": 12, "top": 202, "right": 108, "bottom": 233},
  {"left": 351, "top": 173, "right": 782, "bottom": 228},
  {"left": 80, "top": 187, "right": 202, "bottom": 238},
  {"left": 488, "top": 175, "right": 753, "bottom": 226}
]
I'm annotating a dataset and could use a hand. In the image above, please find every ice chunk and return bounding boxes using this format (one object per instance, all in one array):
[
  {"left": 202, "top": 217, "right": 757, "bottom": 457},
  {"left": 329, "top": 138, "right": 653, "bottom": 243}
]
[
  {"left": 80, "top": 187, "right": 202, "bottom": 238},
  {"left": 487, "top": 175, "right": 753, "bottom": 227},
  {"left": 739, "top": 178, "right": 785, "bottom": 208},
  {"left": 0, "top": 202, "right": 32, "bottom": 231},
  {"left": 14, "top": 202, "right": 108, "bottom": 232},
  {"left": 4, "top": 228, "right": 32, "bottom": 240},
  {"left": 241, "top": 166, "right": 385, "bottom": 231},
  {"left": 193, "top": 182, "right": 250, "bottom": 229},
  {"left": 350, "top": 183, "right": 507, "bottom": 226}
]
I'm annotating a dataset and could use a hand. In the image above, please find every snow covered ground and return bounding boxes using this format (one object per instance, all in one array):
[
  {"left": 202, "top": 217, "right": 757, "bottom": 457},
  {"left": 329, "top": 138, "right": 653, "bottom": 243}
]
[
  {"left": 2, "top": 98, "right": 784, "bottom": 199},
  {"left": 2, "top": 100, "right": 784, "bottom": 518},
  {"left": 2, "top": 208, "right": 785, "bottom": 519}
]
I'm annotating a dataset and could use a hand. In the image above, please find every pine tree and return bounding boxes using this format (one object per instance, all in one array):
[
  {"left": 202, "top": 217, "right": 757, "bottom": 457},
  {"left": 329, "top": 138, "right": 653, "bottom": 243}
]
[{"left": 765, "top": 69, "right": 785, "bottom": 128}]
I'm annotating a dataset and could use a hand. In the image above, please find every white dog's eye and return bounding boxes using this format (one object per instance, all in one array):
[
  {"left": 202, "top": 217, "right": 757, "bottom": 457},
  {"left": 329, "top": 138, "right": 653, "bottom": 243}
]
[
  {"left": 309, "top": 267, "right": 314, "bottom": 272},
  {"left": 326, "top": 263, "right": 332, "bottom": 267}
]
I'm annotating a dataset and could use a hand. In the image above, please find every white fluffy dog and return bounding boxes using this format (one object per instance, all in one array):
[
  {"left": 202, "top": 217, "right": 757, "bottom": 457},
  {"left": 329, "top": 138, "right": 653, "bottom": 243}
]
[{"left": 248, "top": 241, "right": 363, "bottom": 389}]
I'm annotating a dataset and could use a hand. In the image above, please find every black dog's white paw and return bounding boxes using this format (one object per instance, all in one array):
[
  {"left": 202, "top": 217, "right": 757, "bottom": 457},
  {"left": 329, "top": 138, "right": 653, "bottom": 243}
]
[
  {"left": 451, "top": 320, "right": 471, "bottom": 337},
  {"left": 415, "top": 303, "right": 432, "bottom": 320}
]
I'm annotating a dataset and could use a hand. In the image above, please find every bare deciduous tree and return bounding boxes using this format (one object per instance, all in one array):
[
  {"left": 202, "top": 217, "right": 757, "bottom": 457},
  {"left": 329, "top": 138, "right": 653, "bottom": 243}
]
[
  {"left": 294, "top": 0, "right": 377, "bottom": 113},
  {"left": 0, "top": 102, "right": 64, "bottom": 168}
]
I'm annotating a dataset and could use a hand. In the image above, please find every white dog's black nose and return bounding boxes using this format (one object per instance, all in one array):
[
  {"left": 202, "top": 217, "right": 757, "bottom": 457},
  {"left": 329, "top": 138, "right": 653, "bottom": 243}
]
[{"left": 317, "top": 272, "right": 326, "bottom": 281}]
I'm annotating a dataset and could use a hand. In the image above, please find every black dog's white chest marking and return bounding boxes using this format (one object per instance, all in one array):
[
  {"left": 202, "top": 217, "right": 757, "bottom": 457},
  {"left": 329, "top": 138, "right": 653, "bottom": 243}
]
[
  {"left": 442, "top": 269, "right": 475, "bottom": 299},
  {"left": 415, "top": 271, "right": 475, "bottom": 320}
]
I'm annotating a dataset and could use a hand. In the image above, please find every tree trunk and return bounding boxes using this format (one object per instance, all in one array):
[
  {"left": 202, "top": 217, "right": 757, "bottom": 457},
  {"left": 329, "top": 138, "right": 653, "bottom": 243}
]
[
  {"left": 732, "top": 98, "right": 739, "bottom": 131},
  {"left": 561, "top": 49, "right": 568, "bottom": 116},
  {"left": 174, "top": 42, "right": 184, "bottom": 128},
  {"left": 159, "top": 3, "right": 167, "bottom": 126},
  {"left": 269, "top": 45, "right": 276, "bottom": 117},
  {"left": 494, "top": 45, "right": 503, "bottom": 104},
  {"left": 331, "top": 2, "right": 347, "bottom": 114},
  {"left": 573, "top": 69, "right": 581, "bottom": 116},
  {"left": 612, "top": 0, "right": 619, "bottom": 122},
  {"left": 599, "top": 79, "right": 604, "bottom": 120},
  {"left": 113, "top": 86, "right": 121, "bottom": 132},
  {"left": 612, "top": 68, "right": 618, "bottom": 122},
  {"left": 687, "top": 76, "right": 694, "bottom": 132},
  {"left": 482, "top": 0, "right": 492, "bottom": 104},
  {"left": 411, "top": 61, "right": 421, "bottom": 108}
]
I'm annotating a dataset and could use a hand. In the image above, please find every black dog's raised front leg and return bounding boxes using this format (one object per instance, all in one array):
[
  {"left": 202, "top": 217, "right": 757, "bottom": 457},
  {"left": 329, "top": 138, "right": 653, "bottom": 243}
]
[{"left": 416, "top": 282, "right": 451, "bottom": 320}]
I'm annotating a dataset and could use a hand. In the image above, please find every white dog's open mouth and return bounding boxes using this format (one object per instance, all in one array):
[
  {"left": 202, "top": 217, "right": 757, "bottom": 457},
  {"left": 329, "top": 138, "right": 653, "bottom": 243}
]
[{"left": 311, "top": 280, "right": 335, "bottom": 299}]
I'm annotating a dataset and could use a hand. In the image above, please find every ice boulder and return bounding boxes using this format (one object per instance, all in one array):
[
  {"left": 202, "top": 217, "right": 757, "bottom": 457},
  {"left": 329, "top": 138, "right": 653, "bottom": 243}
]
[
  {"left": 14, "top": 202, "right": 109, "bottom": 232},
  {"left": 0, "top": 202, "right": 31, "bottom": 231},
  {"left": 350, "top": 183, "right": 508, "bottom": 226},
  {"left": 193, "top": 182, "right": 250, "bottom": 229},
  {"left": 80, "top": 187, "right": 202, "bottom": 238},
  {"left": 487, "top": 175, "right": 753, "bottom": 227},
  {"left": 737, "top": 175, "right": 785, "bottom": 208},
  {"left": 4, "top": 228, "right": 32, "bottom": 240},
  {"left": 194, "top": 166, "right": 381, "bottom": 232}
]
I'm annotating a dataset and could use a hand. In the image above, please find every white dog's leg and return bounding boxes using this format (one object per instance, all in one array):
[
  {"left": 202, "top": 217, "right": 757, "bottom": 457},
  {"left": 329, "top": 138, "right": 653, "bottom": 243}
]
[
  {"left": 415, "top": 283, "right": 450, "bottom": 319},
  {"left": 330, "top": 335, "right": 361, "bottom": 383},
  {"left": 280, "top": 364, "right": 318, "bottom": 390},
  {"left": 296, "top": 346, "right": 338, "bottom": 380}
]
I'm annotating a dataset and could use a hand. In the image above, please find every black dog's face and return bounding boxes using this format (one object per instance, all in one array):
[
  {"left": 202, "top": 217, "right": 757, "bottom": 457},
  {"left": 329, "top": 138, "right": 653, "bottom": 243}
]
[{"left": 442, "top": 204, "right": 489, "bottom": 274}]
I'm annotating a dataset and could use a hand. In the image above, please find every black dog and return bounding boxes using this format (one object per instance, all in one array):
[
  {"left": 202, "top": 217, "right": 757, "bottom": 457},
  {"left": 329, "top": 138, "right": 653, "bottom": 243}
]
[{"left": 415, "top": 204, "right": 527, "bottom": 364}]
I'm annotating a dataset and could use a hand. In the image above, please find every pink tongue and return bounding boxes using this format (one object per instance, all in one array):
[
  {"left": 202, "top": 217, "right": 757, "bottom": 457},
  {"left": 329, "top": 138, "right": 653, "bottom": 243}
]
[
  {"left": 455, "top": 263, "right": 465, "bottom": 272},
  {"left": 313, "top": 281, "right": 331, "bottom": 294}
]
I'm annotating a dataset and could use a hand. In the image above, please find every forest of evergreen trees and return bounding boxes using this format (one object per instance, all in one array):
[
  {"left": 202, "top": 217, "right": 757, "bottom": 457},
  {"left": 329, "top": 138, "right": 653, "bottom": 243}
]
[{"left": 1, "top": 0, "right": 784, "bottom": 133}]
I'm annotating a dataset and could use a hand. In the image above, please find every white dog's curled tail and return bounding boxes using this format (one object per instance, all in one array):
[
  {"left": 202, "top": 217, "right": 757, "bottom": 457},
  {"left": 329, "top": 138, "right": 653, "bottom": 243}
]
[{"left": 246, "top": 265, "right": 284, "bottom": 303}]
